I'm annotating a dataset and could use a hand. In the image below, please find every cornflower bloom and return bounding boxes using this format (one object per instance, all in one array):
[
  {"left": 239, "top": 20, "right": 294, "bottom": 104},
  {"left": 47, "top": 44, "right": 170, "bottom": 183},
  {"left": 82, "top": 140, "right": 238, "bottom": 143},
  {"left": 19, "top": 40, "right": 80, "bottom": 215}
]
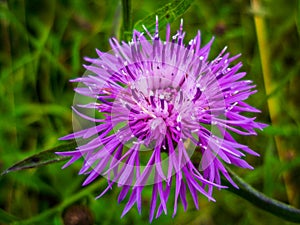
[{"left": 57, "top": 18, "right": 266, "bottom": 221}]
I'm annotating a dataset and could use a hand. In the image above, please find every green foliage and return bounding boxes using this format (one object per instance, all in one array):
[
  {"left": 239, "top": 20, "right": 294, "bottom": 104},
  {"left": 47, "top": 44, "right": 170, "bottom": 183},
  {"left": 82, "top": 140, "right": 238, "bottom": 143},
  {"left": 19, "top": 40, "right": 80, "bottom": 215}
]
[
  {"left": 1, "top": 142, "right": 74, "bottom": 175},
  {"left": 0, "top": 0, "right": 299, "bottom": 225},
  {"left": 134, "top": 0, "right": 194, "bottom": 32}
]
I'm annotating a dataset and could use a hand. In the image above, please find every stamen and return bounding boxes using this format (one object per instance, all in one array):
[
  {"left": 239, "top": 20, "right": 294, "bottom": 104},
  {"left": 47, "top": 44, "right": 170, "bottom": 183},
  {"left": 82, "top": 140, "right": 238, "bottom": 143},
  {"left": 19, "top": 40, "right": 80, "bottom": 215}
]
[
  {"left": 131, "top": 88, "right": 139, "bottom": 101},
  {"left": 155, "top": 15, "right": 159, "bottom": 35},
  {"left": 149, "top": 90, "right": 156, "bottom": 107},
  {"left": 193, "top": 87, "right": 202, "bottom": 102},
  {"left": 142, "top": 24, "right": 153, "bottom": 39},
  {"left": 178, "top": 73, "right": 187, "bottom": 87},
  {"left": 165, "top": 24, "right": 171, "bottom": 42},
  {"left": 125, "top": 103, "right": 140, "bottom": 114},
  {"left": 162, "top": 42, "right": 166, "bottom": 65},
  {"left": 177, "top": 91, "right": 183, "bottom": 104},
  {"left": 124, "top": 62, "right": 135, "bottom": 80},
  {"left": 159, "top": 94, "right": 165, "bottom": 110},
  {"left": 170, "top": 35, "right": 177, "bottom": 58},
  {"left": 179, "top": 18, "right": 183, "bottom": 34},
  {"left": 194, "top": 58, "right": 203, "bottom": 76},
  {"left": 184, "top": 40, "right": 193, "bottom": 62}
]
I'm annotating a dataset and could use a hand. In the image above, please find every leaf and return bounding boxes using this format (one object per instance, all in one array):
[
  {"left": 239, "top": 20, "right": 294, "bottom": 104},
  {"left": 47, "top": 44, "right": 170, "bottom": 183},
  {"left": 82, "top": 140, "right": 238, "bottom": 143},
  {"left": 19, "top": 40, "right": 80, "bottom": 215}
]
[
  {"left": 1, "top": 141, "right": 77, "bottom": 175},
  {"left": 223, "top": 167, "right": 300, "bottom": 223},
  {"left": 133, "top": 0, "right": 194, "bottom": 32},
  {"left": 0, "top": 208, "right": 20, "bottom": 224}
]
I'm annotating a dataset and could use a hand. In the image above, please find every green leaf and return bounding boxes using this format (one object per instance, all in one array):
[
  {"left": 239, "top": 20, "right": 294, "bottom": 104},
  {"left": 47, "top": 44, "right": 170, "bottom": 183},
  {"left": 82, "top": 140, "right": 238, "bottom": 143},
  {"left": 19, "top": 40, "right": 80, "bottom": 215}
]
[
  {"left": 1, "top": 141, "right": 77, "bottom": 175},
  {"left": 133, "top": 0, "right": 194, "bottom": 32},
  {"left": 223, "top": 167, "right": 300, "bottom": 223},
  {"left": 0, "top": 208, "right": 20, "bottom": 224}
]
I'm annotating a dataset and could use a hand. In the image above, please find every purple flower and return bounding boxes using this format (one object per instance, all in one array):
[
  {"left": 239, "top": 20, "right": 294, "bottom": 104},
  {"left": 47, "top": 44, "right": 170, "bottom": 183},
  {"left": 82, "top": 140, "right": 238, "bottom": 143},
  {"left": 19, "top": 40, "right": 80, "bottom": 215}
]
[{"left": 57, "top": 18, "right": 266, "bottom": 221}]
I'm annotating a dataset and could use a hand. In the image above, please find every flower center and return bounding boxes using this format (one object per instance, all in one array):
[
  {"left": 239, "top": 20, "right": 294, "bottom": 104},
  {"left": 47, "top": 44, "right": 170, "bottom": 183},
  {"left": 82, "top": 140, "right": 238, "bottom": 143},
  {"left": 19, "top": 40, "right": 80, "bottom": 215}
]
[
  {"left": 116, "top": 62, "right": 204, "bottom": 146},
  {"left": 127, "top": 83, "right": 187, "bottom": 145}
]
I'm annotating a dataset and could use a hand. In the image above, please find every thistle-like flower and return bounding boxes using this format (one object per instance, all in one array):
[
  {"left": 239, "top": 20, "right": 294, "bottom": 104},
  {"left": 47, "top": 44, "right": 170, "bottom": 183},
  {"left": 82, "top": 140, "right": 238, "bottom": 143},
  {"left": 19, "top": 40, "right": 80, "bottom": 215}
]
[{"left": 57, "top": 18, "right": 266, "bottom": 221}]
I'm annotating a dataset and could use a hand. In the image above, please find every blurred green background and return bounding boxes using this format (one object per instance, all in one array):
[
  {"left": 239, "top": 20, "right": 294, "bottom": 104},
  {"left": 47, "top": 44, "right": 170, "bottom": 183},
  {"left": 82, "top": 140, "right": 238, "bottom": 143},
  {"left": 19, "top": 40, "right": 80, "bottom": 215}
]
[{"left": 0, "top": 0, "right": 300, "bottom": 224}]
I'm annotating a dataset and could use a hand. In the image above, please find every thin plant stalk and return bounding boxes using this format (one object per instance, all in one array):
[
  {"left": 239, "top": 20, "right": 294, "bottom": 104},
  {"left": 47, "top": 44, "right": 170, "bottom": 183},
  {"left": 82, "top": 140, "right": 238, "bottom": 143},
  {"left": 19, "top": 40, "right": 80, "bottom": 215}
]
[
  {"left": 251, "top": 0, "right": 296, "bottom": 205},
  {"left": 122, "top": 0, "right": 132, "bottom": 41}
]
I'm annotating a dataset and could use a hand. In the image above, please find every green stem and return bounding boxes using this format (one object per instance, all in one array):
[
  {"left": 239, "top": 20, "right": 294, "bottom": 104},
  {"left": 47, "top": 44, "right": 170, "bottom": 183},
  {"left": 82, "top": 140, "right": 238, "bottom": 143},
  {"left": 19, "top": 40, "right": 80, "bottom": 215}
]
[
  {"left": 224, "top": 167, "right": 300, "bottom": 223},
  {"left": 121, "top": 0, "right": 132, "bottom": 41}
]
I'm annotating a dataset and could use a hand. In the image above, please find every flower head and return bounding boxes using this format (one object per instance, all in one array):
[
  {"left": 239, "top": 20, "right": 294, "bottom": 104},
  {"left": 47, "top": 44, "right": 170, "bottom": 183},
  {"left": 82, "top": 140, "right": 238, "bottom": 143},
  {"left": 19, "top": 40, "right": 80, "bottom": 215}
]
[{"left": 57, "top": 18, "right": 266, "bottom": 221}]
